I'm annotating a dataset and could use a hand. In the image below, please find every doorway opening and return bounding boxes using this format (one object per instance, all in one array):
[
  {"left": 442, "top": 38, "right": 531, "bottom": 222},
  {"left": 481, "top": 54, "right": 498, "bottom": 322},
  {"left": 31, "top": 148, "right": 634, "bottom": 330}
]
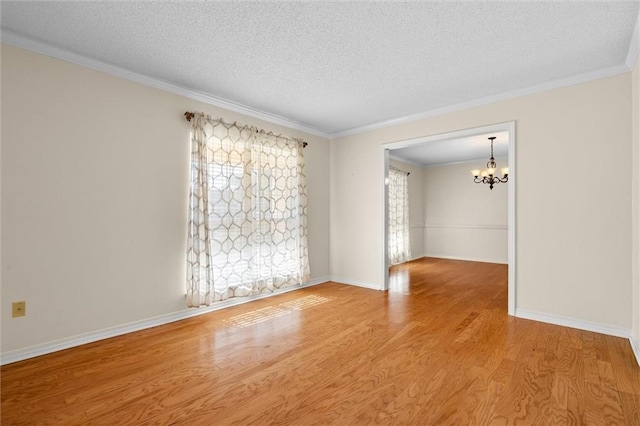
[{"left": 381, "top": 121, "right": 516, "bottom": 315}]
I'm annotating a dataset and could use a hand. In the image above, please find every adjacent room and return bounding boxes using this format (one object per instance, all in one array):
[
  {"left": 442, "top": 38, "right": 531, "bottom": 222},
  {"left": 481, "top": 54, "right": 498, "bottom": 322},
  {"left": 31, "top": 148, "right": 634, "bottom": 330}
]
[
  {"left": 387, "top": 131, "right": 510, "bottom": 263},
  {"left": 385, "top": 129, "right": 510, "bottom": 301},
  {"left": 2, "top": 1, "right": 640, "bottom": 424}
]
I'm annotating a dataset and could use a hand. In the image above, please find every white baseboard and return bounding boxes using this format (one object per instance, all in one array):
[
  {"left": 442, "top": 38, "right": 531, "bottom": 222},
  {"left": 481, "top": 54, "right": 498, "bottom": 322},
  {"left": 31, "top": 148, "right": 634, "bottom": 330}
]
[
  {"left": 515, "top": 308, "right": 632, "bottom": 339},
  {"left": 630, "top": 337, "right": 640, "bottom": 367},
  {"left": 0, "top": 276, "right": 330, "bottom": 366},
  {"left": 407, "top": 255, "right": 425, "bottom": 262},
  {"left": 388, "top": 256, "right": 425, "bottom": 264},
  {"left": 329, "top": 276, "right": 382, "bottom": 291},
  {"left": 424, "top": 254, "right": 508, "bottom": 265}
]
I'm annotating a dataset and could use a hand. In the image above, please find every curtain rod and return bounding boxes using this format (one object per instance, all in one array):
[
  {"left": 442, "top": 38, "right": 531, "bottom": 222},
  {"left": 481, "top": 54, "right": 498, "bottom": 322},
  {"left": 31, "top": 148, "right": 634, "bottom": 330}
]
[
  {"left": 184, "top": 111, "right": 307, "bottom": 148},
  {"left": 390, "top": 165, "right": 410, "bottom": 176}
]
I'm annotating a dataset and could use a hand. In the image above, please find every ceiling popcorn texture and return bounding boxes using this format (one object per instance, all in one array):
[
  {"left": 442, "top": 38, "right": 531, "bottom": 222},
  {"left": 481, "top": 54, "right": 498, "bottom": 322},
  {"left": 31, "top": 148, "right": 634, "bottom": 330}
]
[
  {"left": 1, "top": 1, "right": 638, "bottom": 135},
  {"left": 391, "top": 132, "right": 510, "bottom": 167}
]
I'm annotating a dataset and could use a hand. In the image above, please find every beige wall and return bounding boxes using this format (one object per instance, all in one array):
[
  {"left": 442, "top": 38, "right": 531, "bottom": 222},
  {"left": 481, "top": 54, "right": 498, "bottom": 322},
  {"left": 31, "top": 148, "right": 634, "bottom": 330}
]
[
  {"left": 387, "top": 157, "right": 508, "bottom": 264},
  {"left": 0, "top": 43, "right": 3, "bottom": 354},
  {"left": 633, "top": 57, "right": 640, "bottom": 349},
  {"left": 423, "top": 159, "right": 508, "bottom": 264},
  {"left": 1, "top": 45, "right": 331, "bottom": 353},
  {"left": 389, "top": 159, "right": 424, "bottom": 260},
  {"left": 331, "top": 73, "right": 631, "bottom": 329}
]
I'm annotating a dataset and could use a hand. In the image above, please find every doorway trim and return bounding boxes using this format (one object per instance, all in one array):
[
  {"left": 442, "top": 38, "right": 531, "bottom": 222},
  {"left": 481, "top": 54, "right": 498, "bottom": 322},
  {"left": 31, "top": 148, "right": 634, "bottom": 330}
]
[{"left": 382, "top": 121, "right": 516, "bottom": 316}]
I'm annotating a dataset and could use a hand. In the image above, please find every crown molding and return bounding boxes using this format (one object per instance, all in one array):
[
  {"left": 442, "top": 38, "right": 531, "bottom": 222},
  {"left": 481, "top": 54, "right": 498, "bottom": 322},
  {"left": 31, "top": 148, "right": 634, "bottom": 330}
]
[
  {"left": 331, "top": 63, "right": 630, "bottom": 139},
  {"left": 389, "top": 153, "right": 508, "bottom": 169},
  {"left": 388, "top": 154, "right": 425, "bottom": 168},
  {"left": 0, "top": 30, "right": 331, "bottom": 140},
  {"left": 2, "top": 29, "right": 634, "bottom": 142},
  {"left": 425, "top": 224, "right": 507, "bottom": 230},
  {"left": 421, "top": 155, "right": 509, "bottom": 169},
  {"left": 626, "top": 9, "right": 640, "bottom": 70}
]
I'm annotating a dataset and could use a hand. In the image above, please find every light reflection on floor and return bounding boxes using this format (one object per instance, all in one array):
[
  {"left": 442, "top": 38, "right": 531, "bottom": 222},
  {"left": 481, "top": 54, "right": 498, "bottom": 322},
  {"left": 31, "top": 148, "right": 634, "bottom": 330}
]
[
  {"left": 212, "top": 294, "right": 334, "bottom": 363},
  {"left": 388, "top": 266, "right": 410, "bottom": 323},
  {"left": 389, "top": 268, "right": 410, "bottom": 294},
  {"left": 223, "top": 294, "right": 332, "bottom": 328}
]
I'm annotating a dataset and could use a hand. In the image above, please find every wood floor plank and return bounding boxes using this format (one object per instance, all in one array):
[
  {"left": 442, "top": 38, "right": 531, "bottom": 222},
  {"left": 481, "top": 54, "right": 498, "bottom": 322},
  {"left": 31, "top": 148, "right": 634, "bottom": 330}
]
[{"left": 2, "top": 257, "right": 639, "bottom": 425}]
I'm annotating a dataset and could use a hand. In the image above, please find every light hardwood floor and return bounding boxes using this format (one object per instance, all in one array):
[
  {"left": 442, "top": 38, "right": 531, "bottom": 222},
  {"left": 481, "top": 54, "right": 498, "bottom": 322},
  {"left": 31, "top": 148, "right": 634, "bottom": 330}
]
[{"left": 2, "top": 258, "right": 639, "bottom": 425}]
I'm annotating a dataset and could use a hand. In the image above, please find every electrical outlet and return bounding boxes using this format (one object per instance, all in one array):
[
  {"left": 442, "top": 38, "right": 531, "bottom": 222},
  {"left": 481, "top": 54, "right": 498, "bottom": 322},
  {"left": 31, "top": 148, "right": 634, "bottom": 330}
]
[{"left": 12, "top": 301, "right": 26, "bottom": 318}]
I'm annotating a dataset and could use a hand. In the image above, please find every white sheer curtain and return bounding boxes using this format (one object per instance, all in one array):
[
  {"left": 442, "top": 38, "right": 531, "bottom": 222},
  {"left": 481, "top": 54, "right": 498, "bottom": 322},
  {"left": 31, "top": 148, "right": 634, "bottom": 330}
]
[
  {"left": 388, "top": 166, "right": 411, "bottom": 265},
  {"left": 186, "top": 113, "right": 310, "bottom": 307}
]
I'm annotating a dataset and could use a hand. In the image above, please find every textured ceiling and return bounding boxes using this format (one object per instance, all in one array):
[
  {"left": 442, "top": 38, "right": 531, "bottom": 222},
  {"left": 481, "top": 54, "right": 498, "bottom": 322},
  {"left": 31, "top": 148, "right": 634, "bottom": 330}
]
[
  {"left": 1, "top": 1, "right": 638, "bottom": 136},
  {"left": 391, "top": 131, "right": 509, "bottom": 167}
]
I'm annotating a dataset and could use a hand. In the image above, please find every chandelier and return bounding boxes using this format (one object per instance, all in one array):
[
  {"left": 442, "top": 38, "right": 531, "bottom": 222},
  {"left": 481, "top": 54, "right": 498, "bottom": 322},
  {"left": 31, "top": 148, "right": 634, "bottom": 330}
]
[{"left": 471, "top": 137, "right": 508, "bottom": 190}]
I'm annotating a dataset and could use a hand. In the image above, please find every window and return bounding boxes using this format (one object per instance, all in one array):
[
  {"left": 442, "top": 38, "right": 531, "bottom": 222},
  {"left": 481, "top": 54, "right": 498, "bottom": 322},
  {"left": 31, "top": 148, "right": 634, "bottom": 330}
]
[
  {"left": 388, "top": 166, "right": 411, "bottom": 265},
  {"left": 186, "top": 115, "right": 309, "bottom": 306}
]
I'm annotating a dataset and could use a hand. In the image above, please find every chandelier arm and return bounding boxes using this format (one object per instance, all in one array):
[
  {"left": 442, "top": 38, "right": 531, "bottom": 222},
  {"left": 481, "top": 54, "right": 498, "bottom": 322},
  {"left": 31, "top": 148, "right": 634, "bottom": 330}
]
[{"left": 489, "top": 177, "right": 508, "bottom": 185}]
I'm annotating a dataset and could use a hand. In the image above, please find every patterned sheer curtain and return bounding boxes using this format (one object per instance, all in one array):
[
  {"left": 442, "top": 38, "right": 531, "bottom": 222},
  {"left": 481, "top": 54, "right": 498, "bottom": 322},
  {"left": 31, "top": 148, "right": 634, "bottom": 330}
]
[
  {"left": 187, "top": 113, "right": 310, "bottom": 307},
  {"left": 388, "top": 166, "right": 411, "bottom": 265}
]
